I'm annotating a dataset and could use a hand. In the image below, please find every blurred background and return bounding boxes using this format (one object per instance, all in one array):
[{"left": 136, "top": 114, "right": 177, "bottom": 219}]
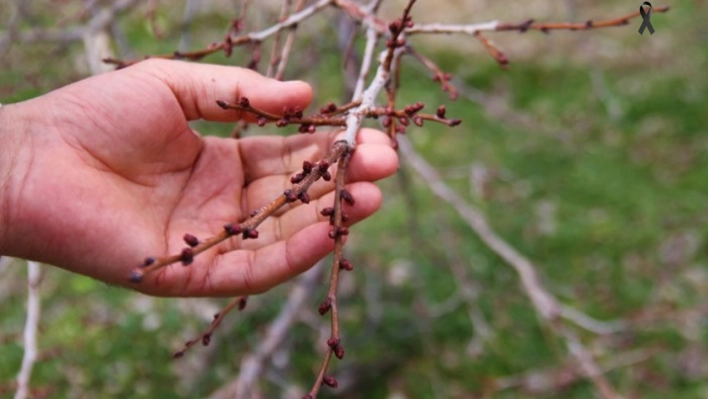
[{"left": 1, "top": 1, "right": 706, "bottom": 398}]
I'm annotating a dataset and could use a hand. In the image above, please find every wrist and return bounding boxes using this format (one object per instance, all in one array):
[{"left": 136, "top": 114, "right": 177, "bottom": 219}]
[{"left": 0, "top": 102, "right": 32, "bottom": 256}]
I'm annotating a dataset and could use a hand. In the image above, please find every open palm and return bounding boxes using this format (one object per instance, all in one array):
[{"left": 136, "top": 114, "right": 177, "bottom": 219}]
[{"left": 2, "top": 60, "right": 397, "bottom": 297}]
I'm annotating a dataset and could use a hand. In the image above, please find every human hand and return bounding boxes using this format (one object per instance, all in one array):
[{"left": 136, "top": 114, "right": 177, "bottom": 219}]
[{"left": 0, "top": 60, "right": 398, "bottom": 297}]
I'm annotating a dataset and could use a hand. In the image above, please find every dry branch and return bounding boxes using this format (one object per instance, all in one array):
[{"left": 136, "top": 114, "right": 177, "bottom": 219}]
[{"left": 14, "top": 261, "right": 42, "bottom": 399}]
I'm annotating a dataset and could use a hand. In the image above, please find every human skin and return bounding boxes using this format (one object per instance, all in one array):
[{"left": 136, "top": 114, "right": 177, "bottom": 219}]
[{"left": 0, "top": 59, "right": 398, "bottom": 297}]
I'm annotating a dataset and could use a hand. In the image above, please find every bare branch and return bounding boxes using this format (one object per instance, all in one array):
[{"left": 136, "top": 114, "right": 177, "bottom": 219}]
[
  {"left": 407, "top": 6, "right": 670, "bottom": 35},
  {"left": 207, "top": 263, "right": 324, "bottom": 399},
  {"left": 14, "top": 261, "right": 42, "bottom": 399}
]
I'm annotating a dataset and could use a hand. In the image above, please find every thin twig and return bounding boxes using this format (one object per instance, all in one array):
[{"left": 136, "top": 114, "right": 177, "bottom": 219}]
[
  {"left": 104, "top": 0, "right": 333, "bottom": 67},
  {"left": 307, "top": 148, "right": 352, "bottom": 398},
  {"left": 219, "top": 262, "right": 325, "bottom": 399},
  {"left": 173, "top": 296, "right": 248, "bottom": 358},
  {"left": 129, "top": 140, "right": 348, "bottom": 282},
  {"left": 406, "top": 6, "right": 670, "bottom": 35},
  {"left": 275, "top": 0, "right": 307, "bottom": 80},
  {"left": 14, "top": 261, "right": 42, "bottom": 399}
]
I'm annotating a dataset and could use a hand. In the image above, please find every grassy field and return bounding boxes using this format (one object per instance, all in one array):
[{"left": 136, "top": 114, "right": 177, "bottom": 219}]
[{"left": 1, "top": 1, "right": 706, "bottom": 398}]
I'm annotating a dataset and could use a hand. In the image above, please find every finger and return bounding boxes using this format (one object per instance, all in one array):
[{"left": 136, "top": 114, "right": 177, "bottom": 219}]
[
  {"left": 205, "top": 183, "right": 382, "bottom": 296},
  {"left": 204, "top": 222, "right": 336, "bottom": 296},
  {"left": 238, "top": 128, "right": 393, "bottom": 182},
  {"left": 233, "top": 181, "right": 382, "bottom": 251},
  {"left": 132, "top": 59, "right": 313, "bottom": 122},
  {"left": 241, "top": 140, "right": 397, "bottom": 214}
]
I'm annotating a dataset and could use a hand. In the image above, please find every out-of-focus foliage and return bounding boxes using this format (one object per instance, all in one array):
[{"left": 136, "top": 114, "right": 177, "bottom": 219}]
[{"left": 1, "top": 1, "right": 706, "bottom": 398}]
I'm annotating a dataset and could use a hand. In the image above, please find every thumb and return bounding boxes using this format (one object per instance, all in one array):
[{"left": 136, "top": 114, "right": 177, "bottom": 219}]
[{"left": 133, "top": 59, "right": 313, "bottom": 122}]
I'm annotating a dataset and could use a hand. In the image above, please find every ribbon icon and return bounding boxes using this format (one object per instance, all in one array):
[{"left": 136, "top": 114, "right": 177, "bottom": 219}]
[{"left": 638, "top": 2, "right": 655, "bottom": 35}]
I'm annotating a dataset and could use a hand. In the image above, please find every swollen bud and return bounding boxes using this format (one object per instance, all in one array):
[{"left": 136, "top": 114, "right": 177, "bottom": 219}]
[
  {"left": 284, "top": 189, "right": 298, "bottom": 202},
  {"left": 242, "top": 229, "right": 259, "bottom": 239},
  {"left": 238, "top": 296, "right": 248, "bottom": 310},
  {"left": 224, "top": 223, "right": 242, "bottom": 236},
  {"left": 298, "top": 192, "right": 311, "bottom": 204},
  {"left": 318, "top": 298, "right": 332, "bottom": 315},
  {"left": 339, "top": 259, "right": 353, "bottom": 271},
  {"left": 323, "top": 375, "right": 338, "bottom": 388},
  {"left": 436, "top": 105, "right": 447, "bottom": 118},
  {"left": 340, "top": 189, "right": 355, "bottom": 206},
  {"left": 180, "top": 248, "right": 194, "bottom": 266},
  {"left": 183, "top": 234, "right": 199, "bottom": 247}
]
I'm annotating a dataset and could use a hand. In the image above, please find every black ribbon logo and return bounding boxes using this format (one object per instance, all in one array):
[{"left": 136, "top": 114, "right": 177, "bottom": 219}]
[{"left": 638, "top": 2, "right": 655, "bottom": 35}]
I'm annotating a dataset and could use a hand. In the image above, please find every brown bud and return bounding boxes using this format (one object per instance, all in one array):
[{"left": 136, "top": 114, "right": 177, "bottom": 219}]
[
  {"left": 323, "top": 375, "right": 338, "bottom": 388},
  {"left": 318, "top": 161, "right": 329, "bottom": 173},
  {"left": 413, "top": 116, "right": 423, "bottom": 126},
  {"left": 180, "top": 248, "right": 194, "bottom": 266},
  {"left": 328, "top": 227, "right": 349, "bottom": 239},
  {"left": 436, "top": 105, "right": 447, "bottom": 118},
  {"left": 256, "top": 116, "right": 267, "bottom": 127},
  {"left": 238, "top": 296, "right": 248, "bottom": 310},
  {"left": 142, "top": 257, "right": 156, "bottom": 267},
  {"left": 320, "top": 102, "right": 337, "bottom": 114},
  {"left": 388, "top": 20, "right": 402, "bottom": 34},
  {"left": 291, "top": 173, "right": 305, "bottom": 184},
  {"left": 298, "top": 124, "right": 315, "bottom": 134},
  {"left": 224, "top": 223, "right": 242, "bottom": 236},
  {"left": 242, "top": 229, "right": 259, "bottom": 239},
  {"left": 202, "top": 333, "right": 211, "bottom": 346},
  {"left": 321, "top": 207, "right": 335, "bottom": 217},
  {"left": 327, "top": 337, "right": 340, "bottom": 349},
  {"left": 183, "top": 234, "right": 199, "bottom": 247},
  {"left": 449, "top": 119, "right": 462, "bottom": 127},
  {"left": 298, "top": 192, "right": 310, "bottom": 204},
  {"left": 322, "top": 171, "right": 332, "bottom": 181},
  {"left": 334, "top": 345, "right": 345, "bottom": 359},
  {"left": 340, "top": 189, "right": 355, "bottom": 205},
  {"left": 284, "top": 189, "right": 297, "bottom": 202},
  {"left": 276, "top": 118, "right": 288, "bottom": 127},
  {"left": 405, "top": 102, "right": 424, "bottom": 115},
  {"left": 302, "top": 161, "right": 314, "bottom": 174},
  {"left": 239, "top": 97, "right": 250, "bottom": 108},
  {"left": 318, "top": 298, "right": 332, "bottom": 315},
  {"left": 339, "top": 259, "right": 353, "bottom": 271}
]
